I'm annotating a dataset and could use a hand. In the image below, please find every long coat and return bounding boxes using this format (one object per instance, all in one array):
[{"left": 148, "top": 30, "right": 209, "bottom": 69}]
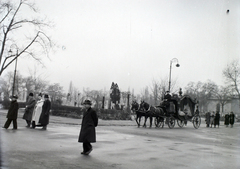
[
  {"left": 7, "top": 100, "right": 19, "bottom": 119},
  {"left": 78, "top": 107, "right": 98, "bottom": 143},
  {"left": 32, "top": 99, "right": 44, "bottom": 123},
  {"left": 229, "top": 113, "right": 235, "bottom": 125},
  {"left": 205, "top": 112, "right": 210, "bottom": 125},
  {"left": 39, "top": 99, "right": 51, "bottom": 126},
  {"left": 23, "top": 97, "right": 36, "bottom": 121},
  {"left": 214, "top": 112, "right": 220, "bottom": 126},
  {"left": 224, "top": 114, "right": 230, "bottom": 125}
]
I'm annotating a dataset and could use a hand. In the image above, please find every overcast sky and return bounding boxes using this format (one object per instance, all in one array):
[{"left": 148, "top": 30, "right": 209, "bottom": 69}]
[{"left": 4, "top": 0, "right": 240, "bottom": 95}]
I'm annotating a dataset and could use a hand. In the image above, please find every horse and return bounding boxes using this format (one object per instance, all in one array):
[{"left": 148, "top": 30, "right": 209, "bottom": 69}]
[
  {"left": 131, "top": 101, "right": 143, "bottom": 127},
  {"left": 139, "top": 101, "right": 153, "bottom": 128},
  {"left": 149, "top": 106, "right": 165, "bottom": 128}
]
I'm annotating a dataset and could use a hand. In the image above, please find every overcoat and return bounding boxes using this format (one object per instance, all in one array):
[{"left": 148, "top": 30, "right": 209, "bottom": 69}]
[
  {"left": 7, "top": 100, "right": 19, "bottom": 119},
  {"left": 205, "top": 112, "right": 210, "bottom": 125},
  {"left": 39, "top": 99, "right": 51, "bottom": 125},
  {"left": 214, "top": 112, "right": 220, "bottom": 126},
  {"left": 224, "top": 114, "right": 230, "bottom": 125},
  {"left": 23, "top": 97, "right": 36, "bottom": 121},
  {"left": 229, "top": 113, "right": 235, "bottom": 125},
  {"left": 32, "top": 99, "right": 44, "bottom": 123},
  {"left": 78, "top": 107, "right": 98, "bottom": 143}
]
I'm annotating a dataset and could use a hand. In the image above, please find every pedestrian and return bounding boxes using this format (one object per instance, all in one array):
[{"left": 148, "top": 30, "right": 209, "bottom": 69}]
[
  {"left": 224, "top": 113, "right": 230, "bottom": 127},
  {"left": 31, "top": 93, "right": 44, "bottom": 129},
  {"left": 229, "top": 112, "right": 235, "bottom": 128},
  {"left": 38, "top": 94, "right": 51, "bottom": 130},
  {"left": 3, "top": 95, "right": 19, "bottom": 130},
  {"left": 78, "top": 100, "right": 98, "bottom": 155},
  {"left": 210, "top": 111, "right": 215, "bottom": 128},
  {"left": 214, "top": 111, "right": 220, "bottom": 128},
  {"left": 23, "top": 93, "right": 36, "bottom": 128},
  {"left": 205, "top": 112, "right": 210, "bottom": 127}
]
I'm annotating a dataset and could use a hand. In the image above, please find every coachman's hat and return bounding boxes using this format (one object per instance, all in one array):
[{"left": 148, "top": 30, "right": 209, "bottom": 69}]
[
  {"left": 11, "top": 95, "right": 18, "bottom": 99},
  {"left": 29, "top": 93, "right": 34, "bottom": 96},
  {"left": 83, "top": 100, "right": 92, "bottom": 105}
]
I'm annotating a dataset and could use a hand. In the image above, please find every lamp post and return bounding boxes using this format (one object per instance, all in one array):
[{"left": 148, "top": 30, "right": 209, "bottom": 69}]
[
  {"left": 9, "top": 45, "right": 18, "bottom": 96},
  {"left": 168, "top": 58, "right": 180, "bottom": 92}
]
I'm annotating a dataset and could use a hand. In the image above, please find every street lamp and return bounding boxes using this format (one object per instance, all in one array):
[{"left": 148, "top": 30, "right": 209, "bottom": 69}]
[
  {"left": 168, "top": 58, "right": 180, "bottom": 92},
  {"left": 8, "top": 45, "right": 18, "bottom": 96}
]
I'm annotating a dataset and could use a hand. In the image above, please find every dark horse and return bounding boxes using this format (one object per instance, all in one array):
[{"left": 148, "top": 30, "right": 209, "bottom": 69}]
[{"left": 131, "top": 100, "right": 151, "bottom": 127}]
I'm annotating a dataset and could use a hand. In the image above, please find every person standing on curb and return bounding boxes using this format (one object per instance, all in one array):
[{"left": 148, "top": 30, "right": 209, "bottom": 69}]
[
  {"left": 205, "top": 112, "right": 210, "bottom": 127},
  {"left": 224, "top": 113, "right": 230, "bottom": 127},
  {"left": 38, "top": 94, "right": 51, "bottom": 130},
  {"left": 229, "top": 112, "right": 235, "bottom": 128},
  {"left": 214, "top": 111, "right": 220, "bottom": 128},
  {"left": 23, "top": 93, "right": 36, "bottom": 128},
  {"left": 3, "top": 95, "right": 19, "bottom": 130},
  {"left": 78, "top": 100, "right": 98, "bottom": 155}
]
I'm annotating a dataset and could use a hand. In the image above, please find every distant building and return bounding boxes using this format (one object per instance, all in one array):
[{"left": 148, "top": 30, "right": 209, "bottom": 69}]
[{"left": 207, "top": 95, "right": 240, "bottom": 118}]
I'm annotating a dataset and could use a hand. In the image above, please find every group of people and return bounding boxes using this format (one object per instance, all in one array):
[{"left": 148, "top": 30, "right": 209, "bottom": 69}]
[
  {"left": 224, "top": 112, "right": 235, "bottom": 127},
  {"left": 3, "top": 95, "right": 98, "bottom": 156},
  {"left": 3, "top": 93, "right": 51, "bottom": 130},
  {"left": 205, "top": 111, "right": 235, "bottom": 128}
]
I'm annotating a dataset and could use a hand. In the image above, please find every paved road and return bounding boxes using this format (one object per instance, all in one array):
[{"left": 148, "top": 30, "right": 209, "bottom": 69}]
[{"left": 0, "top": 109, "right": 240, "bottom": 169}]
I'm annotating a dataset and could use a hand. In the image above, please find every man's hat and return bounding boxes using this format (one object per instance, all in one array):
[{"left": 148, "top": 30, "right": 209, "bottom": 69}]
[
  {"left": 83, "top": 100, "right": 92, "bottom": 105},
  {"left": 29, "top": 93, "right": 33, "bottom": 96}
]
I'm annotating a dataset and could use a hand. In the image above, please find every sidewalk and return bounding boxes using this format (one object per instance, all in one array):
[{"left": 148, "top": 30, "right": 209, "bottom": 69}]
[{"left": 0, "top": 108, "right": 137, "bottom": 127}]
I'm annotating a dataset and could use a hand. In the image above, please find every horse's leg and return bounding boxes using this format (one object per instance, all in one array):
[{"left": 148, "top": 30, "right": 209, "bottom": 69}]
[
  {"left": 135, "top": 114, "right": 140, "bottom": 127},
  {"left": 143, "top": 116, "right": 147, "bottom": 128}
]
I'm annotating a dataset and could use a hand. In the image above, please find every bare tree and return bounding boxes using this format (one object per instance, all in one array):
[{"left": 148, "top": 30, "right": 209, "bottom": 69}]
[
  {"left": 185, "top": 80, "right": 218, "bottom": 112},
  {"left": 0, "top": 0, "right": 54, "bottom": 76},
  {"left": 214, "top": 86, "right": 231, "bottom": 113},
  {"left": 222, "top": 60, "right": 240, "bottom": 106}
]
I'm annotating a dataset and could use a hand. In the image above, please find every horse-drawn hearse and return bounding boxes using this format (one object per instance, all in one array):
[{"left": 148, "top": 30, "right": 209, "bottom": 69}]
[{"left": 131, "top": 94, "right": 201, "bottom": 129}]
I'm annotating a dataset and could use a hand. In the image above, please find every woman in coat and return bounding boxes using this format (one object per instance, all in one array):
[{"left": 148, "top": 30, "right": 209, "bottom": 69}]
[
  {"left": 38, "top": 94, "right": 51, "bottom": 130},
  {"left": 23, "top": 93, "right": 36, "bottom": 127},
  {"left": 78, "top": 100, "right": 98, "bottom": 155},
  {"left": 224, "top": 113, "right": 230, "bottom": 127},
  {"left": 229, "top": 112, "right": 235, "bottom": 127},
  {"left": 31, "top": 93, "right": 44, "bottom": 128},
  {"left": 3, "top": 95, "right": 19, "bottom": 129}
]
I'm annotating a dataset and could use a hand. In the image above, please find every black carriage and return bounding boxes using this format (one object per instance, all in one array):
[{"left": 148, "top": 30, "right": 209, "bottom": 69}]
[{"left": 153, "top": 95, "right": 201, "bottom": 129}]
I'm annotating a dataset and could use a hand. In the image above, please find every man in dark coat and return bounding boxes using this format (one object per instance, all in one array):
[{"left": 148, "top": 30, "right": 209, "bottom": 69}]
[
  {"left": 214, "top": 111, "right": 220, "bottom": 128},
  {"left": 3, "top": 95, "right": 19, "bottom": 129},
  {"left": 23, "top": 93, "right": 36, "bottom": 127},
  {"left": 78, "top": 100, "right": 98, "bottom": 155},
  {"left": 229, "top": 112, "right": 235, "bottom": 127},
  {"left": 205, "top": 112, "right": 210, "bottom": 127},
  {"left": 38, "top": 94, "right": 51, "bottom": 130}
]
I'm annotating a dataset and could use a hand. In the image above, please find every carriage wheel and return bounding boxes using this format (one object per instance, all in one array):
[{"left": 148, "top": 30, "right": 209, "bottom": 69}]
[
  {"left": 177, "top": 120, "right": 184, "bottom": 128},
  {"left": 193, "top": 115, "right": 201, "bottom": 129},
  {"left": 155, "top": 117, "right": 164, "bottom": 128},
  {"left": 168, "top": 117, "right": 175, "bottom": 129}
]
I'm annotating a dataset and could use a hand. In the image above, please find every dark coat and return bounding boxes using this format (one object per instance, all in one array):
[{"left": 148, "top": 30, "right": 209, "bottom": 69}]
[
  {"left": 224, "top": 114, "right": 230, "bottom": 125},
  {"left": 205, "top": 112, "right": 210, "bottom": 125},
  {"left": 78, "top": 107, "right": 98, "bottom": 143},
  {"left": 229, "top": 113, "right": 235, "bottom": 125},
  {"left": 214, "top": 112, "right": 220, "bottom": 126},
  {"left": 23, "top": 97, "right": 36, "bottom": 121},
  {"left": 7, "top": 100, "right": 19, "bottom": 119},
  {"left": 39, "top": 99, "right": 51, "bottom": 125}
]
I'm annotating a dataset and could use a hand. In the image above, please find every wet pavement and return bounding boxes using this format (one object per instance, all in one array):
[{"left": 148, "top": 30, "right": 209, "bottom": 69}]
[{"left": 0, "top": 109, "right": 240, "bottom": 169}]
